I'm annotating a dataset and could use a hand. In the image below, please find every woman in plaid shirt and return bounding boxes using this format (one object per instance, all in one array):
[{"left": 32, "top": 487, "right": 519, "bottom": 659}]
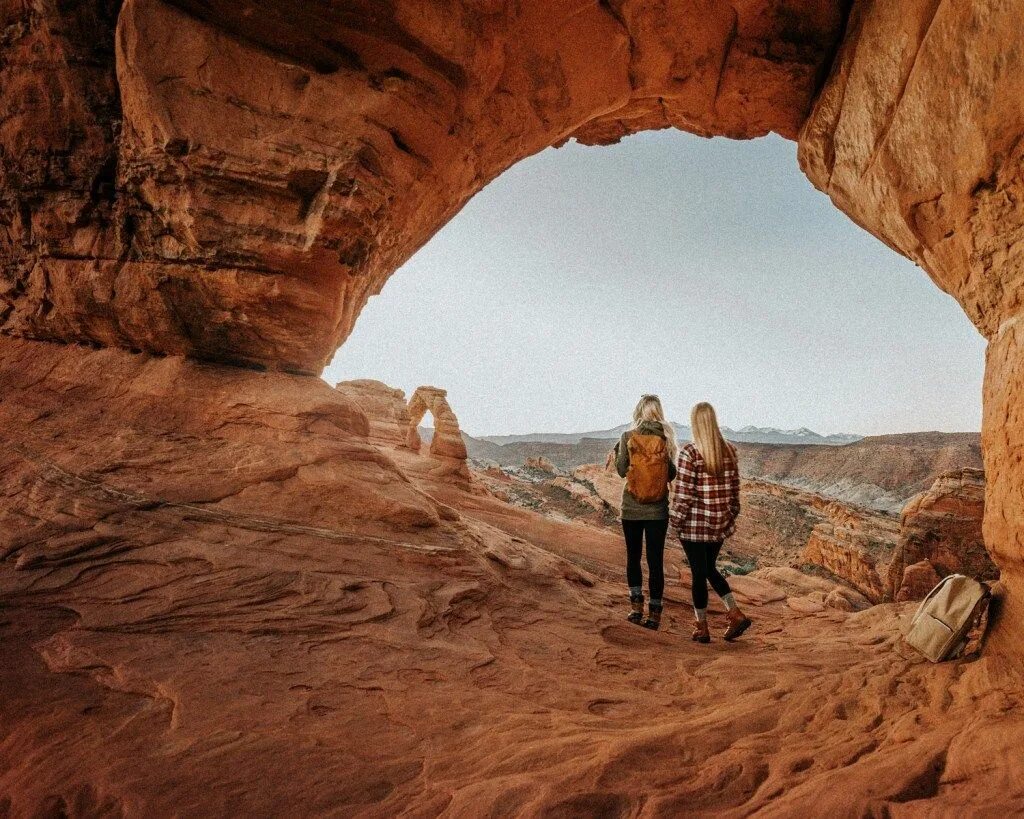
[{"left": 669, "top": 402, "right": 752, "bottom": 644}]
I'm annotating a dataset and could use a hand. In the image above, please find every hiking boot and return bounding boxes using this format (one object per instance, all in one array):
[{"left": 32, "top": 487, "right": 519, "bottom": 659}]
[
  {"left": 627, "top": 594, "right": 645, "bottom": 625},
  {"left": 691, "top": 620, "right": 710, "bottom": 643},
  {"left": 642, "top": 603, "right": 663, "bottom": 631},
  {"left": 724, "top": 608, "right": 752, "bottom": 641}
]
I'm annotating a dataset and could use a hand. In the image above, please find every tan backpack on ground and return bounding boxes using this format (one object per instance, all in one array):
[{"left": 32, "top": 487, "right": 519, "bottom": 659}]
[
  {"left": 626, "top": 434, "right": 669, "bottom": 503},
  {"left": 905, "top": 574, "right": 991, "bottom": 663}
]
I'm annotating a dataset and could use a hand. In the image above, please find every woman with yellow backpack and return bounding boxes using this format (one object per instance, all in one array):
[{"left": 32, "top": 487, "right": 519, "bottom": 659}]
[{"left": 613, "top": 395, "right": 678, "bottom": 630}]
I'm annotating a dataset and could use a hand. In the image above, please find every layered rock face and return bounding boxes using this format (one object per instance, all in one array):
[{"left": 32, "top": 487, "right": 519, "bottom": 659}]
[
  {"left": 797, "top": 0, "right": 1024, "bottom": 642},
  {"left": 889, "top": 468, "right": 997, "bottom": 601},
  {"left": 1, "top": 0, "right": 845, "bottom": 371}
]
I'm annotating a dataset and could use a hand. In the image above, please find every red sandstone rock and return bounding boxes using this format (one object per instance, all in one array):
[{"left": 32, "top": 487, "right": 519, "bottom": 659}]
[
  {"left": 803, "top": 518, "right": 900, "bottom": 603},
  {"left": 573, "top": 463, "right": 625, "bottom": 514},
  {"left": 2, "top": 0, "right": 1024, "bottom": 810},
  {"left": 524, "top": 456, "right": 558, "bottom": 474},
  {"left": 732, "top": 478, "right": 900, "bottom": 601}
]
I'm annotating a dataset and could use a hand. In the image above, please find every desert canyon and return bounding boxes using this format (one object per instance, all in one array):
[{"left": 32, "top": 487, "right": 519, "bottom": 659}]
[{"left": 2, "top": 0, "right": 1024, "bottom": 815}]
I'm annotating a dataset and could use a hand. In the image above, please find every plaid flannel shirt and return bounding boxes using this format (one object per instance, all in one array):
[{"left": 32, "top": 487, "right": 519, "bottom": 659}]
[{"left": 669, "top": 442, "right": 741, "bottom": 541}]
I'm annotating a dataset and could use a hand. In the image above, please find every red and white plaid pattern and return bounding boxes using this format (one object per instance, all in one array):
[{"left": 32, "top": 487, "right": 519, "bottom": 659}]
[{"left": 669, "top": 442, "right": 741, "bottom": 541}]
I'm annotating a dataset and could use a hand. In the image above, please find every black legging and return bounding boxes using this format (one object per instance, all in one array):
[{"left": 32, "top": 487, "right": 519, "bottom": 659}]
[
  {"left": 682, "top": 539, "right": 731, "bottom": 610},
  {"left": 622, "top": 519, "right": 668, "bottom": 602}
]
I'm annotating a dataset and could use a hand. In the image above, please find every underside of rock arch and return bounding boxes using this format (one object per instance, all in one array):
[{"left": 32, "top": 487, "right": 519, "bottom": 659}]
[{"left": 2, "top": 0, "right": 1024, "bottom": 812}]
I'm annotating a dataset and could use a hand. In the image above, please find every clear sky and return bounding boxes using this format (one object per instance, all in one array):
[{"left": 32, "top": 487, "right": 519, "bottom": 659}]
[{"left": 324, "top": 130, "right": 985, "bottom": 437}]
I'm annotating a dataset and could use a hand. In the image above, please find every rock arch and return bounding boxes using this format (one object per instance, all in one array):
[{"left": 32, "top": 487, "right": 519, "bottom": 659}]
[
  {"left": 2, "top": 0, "right": 1024, "bottom": 654},
  {"left": 406, "top": 387, "right": 469, "bottom": 462}
]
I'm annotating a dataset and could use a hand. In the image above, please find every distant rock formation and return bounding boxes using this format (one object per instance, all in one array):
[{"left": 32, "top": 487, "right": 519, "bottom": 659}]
[
  {"left": 524, "top": 456, "right": 557, "bottom": 474},
  {"left": 406, "top": 387, "right": 468, "bottom": 462},
  {"left": 333, "top": 381, "right": 471, "bottom": 482},
  {"left": 464, "top": 433, "right": 984, "bottom": 514},
  {"left": 889, "top": 469, "right": 997, "bottom": 601},
  {"left": 334, "top": 380, "right": 411, "bottom": 449}
]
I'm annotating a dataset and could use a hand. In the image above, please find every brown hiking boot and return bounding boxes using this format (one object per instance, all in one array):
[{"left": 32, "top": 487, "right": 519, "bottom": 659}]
[
  {"left": 626, "top": 595, "right": 644, "bottom": 625},
  {"left": 691, "top": 619, "right": 710, "bottom": 643},
  {"left": 724, "top": 608, "right": 752, "bottom": 641}
]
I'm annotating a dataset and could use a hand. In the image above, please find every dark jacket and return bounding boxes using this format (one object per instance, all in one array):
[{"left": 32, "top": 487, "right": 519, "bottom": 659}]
[{"left": 614, "top": 420, "right": 678, "bottom": 520}]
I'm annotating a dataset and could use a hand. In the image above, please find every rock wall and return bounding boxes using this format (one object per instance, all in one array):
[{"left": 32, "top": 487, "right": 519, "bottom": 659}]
[{"left": 802, "top": 520, "right": 899, "bottom": 603}]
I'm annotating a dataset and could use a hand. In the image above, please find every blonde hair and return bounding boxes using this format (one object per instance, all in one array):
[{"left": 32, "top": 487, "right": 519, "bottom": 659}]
[
  {"left": 690, "top": 402, "right": 734, "bottom": 477},
  {"left": 631, "top": 394, "right": 678, "bottom": 460}
]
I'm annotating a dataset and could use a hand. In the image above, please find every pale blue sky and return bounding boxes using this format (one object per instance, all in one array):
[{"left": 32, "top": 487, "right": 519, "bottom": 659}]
[{"left": 324, "top": 130, "right": 985, "bottom": 437}]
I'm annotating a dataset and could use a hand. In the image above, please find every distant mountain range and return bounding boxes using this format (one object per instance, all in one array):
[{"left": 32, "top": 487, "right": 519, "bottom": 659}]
[{"left": 476, "top": 423, "right": 863, "bottom": 447}]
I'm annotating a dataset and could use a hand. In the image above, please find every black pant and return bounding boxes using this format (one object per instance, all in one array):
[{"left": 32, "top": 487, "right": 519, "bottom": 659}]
[
  {"left": 622, "top": 519, "right": 668, "bottom": 603},
  {"left": 682, "top": 539, "right": 731, "bottom": 610}
]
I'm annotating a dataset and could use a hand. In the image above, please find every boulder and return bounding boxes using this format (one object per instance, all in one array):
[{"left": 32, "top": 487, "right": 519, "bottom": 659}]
[
  {"left": 889, "top": 469, "right": 996, "bottom": 598},
  {"left": 897, "top": 560, "right": 943, "bottom": 604},
  {"left": 334, "top": 379, "right": 411, "bottom": 449}
]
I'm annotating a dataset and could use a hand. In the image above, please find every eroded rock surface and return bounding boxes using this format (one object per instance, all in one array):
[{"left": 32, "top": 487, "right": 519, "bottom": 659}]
[{"left": 802, "top": 517, "right": 900, "bottom": 603}]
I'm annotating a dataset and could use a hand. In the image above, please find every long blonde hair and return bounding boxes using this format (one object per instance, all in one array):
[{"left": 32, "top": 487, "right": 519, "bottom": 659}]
[
  {"left": 690, "top": 402, "right": 734, "bottom": 477},
  {"left": 631, "top": 394, "right": 678, "bottom": 460}
]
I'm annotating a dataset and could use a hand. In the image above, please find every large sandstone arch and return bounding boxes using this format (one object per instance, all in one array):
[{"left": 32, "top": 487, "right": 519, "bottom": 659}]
[
  {"left": 2, "top": 0, "right": 1023, "bottom": 655},
  {"left": 406, "top": 386, "right": 469, "bottom": 462}
]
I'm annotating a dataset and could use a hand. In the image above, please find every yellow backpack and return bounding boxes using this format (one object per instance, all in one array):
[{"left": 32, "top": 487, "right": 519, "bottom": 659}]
[{"left": 626, "top": 434, "right": 669, "bottom": 503}]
